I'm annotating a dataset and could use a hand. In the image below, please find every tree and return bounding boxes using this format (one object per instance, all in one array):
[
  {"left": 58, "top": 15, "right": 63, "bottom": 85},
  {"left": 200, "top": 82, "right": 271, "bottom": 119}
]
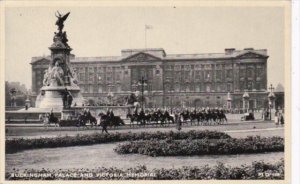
[
  {"left": 275, "top": 83, "right": 284, "bottom": 92},
  {"left": 5, "top": 81, "right": 28, "bottom": 106}
]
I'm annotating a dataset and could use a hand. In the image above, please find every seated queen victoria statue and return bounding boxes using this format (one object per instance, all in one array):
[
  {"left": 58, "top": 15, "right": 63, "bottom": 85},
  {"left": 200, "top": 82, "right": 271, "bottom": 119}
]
[{"left": 48, "top": 61, "right": 65, "bottom": 86}]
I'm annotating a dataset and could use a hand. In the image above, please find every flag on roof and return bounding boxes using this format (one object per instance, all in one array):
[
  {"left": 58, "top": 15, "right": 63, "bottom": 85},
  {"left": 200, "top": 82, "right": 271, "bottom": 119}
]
[{"left": 145, "top": 25, "right": 153, "bottom": 29}]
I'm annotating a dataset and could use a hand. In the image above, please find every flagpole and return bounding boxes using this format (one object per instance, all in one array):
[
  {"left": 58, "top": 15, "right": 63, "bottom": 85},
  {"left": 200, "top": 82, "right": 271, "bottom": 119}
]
[{"left": 144, "top": 25, "right": 147, "bottom": 49}]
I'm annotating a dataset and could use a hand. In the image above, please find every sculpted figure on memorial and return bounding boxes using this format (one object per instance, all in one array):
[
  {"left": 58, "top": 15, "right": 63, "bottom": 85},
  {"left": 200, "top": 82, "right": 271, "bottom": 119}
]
[
  {"left": 49, "top": 61, "right": 65, "bottom": 86},
  {"left": 70, "top": 67, "right": 78, "bottom": 85},
  {"left": 42, "top": 69, "right": 50, "bottom": 86}
]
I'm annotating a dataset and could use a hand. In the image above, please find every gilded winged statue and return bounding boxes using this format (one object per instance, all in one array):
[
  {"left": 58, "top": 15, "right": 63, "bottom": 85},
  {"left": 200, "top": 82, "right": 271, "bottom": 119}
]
[{"left": 55, "top": 11, "right": 70, "bottom": 33}]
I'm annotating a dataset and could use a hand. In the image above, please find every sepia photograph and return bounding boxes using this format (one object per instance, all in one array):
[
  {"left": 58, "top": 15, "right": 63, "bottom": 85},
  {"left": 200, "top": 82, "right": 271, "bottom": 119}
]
[{"left": 1, "top": 0, "right": 291, "bottom": 182}]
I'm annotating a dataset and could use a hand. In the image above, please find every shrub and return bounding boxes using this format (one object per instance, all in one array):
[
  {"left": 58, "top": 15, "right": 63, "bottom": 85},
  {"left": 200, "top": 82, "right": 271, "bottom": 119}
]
[
  {"left": 114, "top": 136, "right": 284, "bottom": 156},
  {"left": 6, "top": 130, "right": 231, "bottom": 153},
  {"left": 6, "top": 159, "right": 284, "bottom": 180}
]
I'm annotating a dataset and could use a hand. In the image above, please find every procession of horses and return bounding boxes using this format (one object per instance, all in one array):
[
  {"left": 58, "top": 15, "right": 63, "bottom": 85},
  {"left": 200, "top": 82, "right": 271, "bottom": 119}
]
[
  {"left": 38, "top": 107, "right": 228, "bottom": 133},
  {"left": 127, "top": 108, "right": 228, "bottom": 126}
]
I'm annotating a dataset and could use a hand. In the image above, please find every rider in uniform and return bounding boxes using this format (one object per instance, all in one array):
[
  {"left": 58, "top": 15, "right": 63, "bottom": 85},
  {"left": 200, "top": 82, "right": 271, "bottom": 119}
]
[
  {"left": 164, "top": 109, "right": 170, "bottom": 117},
  {"left": 49, "top": 109, "right": 54, "bottom": 120},
  {"left": 110, "top": 109, "right": 115, "bottom": 119}
]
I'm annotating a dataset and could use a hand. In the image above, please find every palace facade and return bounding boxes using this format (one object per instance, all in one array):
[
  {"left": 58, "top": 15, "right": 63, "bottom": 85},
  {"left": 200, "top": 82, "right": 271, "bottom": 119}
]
[{"left": 31, "top": 48, "right": 269, "bottom": 109}]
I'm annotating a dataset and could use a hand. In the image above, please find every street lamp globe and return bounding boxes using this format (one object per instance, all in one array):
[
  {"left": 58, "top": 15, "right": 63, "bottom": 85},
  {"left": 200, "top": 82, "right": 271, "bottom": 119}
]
[
  {"left": 242, "top": 91, "right": 250, "bottom": 100},
  {"left": 268, "top": 92, "right": 275, "bottom": 101}
]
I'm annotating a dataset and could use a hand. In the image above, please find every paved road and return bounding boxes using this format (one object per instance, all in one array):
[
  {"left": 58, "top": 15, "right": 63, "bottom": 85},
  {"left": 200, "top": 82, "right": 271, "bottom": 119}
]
[{"left": 6, "top": 120, "right": 284, "bottom": 139}]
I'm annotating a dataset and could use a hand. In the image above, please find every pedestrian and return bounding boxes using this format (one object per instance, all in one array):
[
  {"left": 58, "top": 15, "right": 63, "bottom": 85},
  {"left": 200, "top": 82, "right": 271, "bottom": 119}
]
[
  {"left": 175, "top": 111, "right": 182, "bottom": 131},
  {"left": 280, "top": 114, "right": 284, "bottom": 125},
  {"left": 101, "top": 121, "right": 109, "bottom": 134},
  {"left": 274, "top": 111, "right": 279, "bottom": 126}
]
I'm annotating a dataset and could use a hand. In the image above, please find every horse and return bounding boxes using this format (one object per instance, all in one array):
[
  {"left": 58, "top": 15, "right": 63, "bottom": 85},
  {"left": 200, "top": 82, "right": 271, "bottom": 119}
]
[
  {"left": 127, "top": 113, "right": 146, "bottom": 127},
  {"left": 77, "top": 114, "right": 89, "bottom": 127},
  {"left": 161, "top": 113, "right": 175, "bottom": 125},
  {"left": 190, "top": 112, "right": 201, "bottom": 126},
  {"left": 77, "top": 112, "right": 97, "bottom": 127},
  {"left": 216, "top": 112, "right": 227, "bottom": 124},
  {"left": 98, "top": 112, "right": 125, "bottom": 128},
  {"left": 180, "top": 112, "right": 190, "bottom": 125},
  {"left": 39, "top": 113, "right": 59, "bottom": 127}
]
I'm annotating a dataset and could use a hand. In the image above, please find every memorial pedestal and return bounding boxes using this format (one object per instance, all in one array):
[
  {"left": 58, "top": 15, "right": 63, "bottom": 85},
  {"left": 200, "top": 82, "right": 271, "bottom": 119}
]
[{"left": 61, "top": 108, "right": 76, "bottom": 120}]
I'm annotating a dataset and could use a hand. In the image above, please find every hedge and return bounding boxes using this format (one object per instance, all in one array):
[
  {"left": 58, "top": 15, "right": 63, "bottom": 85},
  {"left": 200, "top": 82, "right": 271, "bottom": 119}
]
[
  {"left": 6, "top": 159, "right": 284, "bottom": 180},
  {"left": 6, "top": 130, "right": 231, "bottom": 154},
  {"left": 114, "top": 136, "right": 284, "bottom": 156}
]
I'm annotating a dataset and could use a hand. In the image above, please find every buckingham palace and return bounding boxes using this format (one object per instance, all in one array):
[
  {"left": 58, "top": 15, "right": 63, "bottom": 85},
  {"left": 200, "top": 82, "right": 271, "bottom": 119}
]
[{"left": 30, "top": 47, "right": 269, "bottom": 109}]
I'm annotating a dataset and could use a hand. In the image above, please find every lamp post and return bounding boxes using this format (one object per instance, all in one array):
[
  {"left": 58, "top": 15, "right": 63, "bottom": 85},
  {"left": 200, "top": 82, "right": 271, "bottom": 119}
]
[
  {"left": 242, "top": 91, "right": 250, "bottom": 113},
  {"left": 25, "top": 91, "right": 31, "bottom": 109},
  {"left": 227, "top": 92, "right": 232, "bottom": 110},
  {"left": 108, "top": 92, "right": 114, "bottom": 105},
  {"left": 138, "top": 76, "right": 147, "bottom": 110},
  {"left": 268, "top": 84, "right": 275, "bottom": 120}
]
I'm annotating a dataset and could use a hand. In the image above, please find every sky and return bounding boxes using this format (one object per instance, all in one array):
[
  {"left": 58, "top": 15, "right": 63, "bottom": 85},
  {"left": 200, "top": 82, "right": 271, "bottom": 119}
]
[{"left": 4, "top": 5, "right": 286, "bottom": 90}]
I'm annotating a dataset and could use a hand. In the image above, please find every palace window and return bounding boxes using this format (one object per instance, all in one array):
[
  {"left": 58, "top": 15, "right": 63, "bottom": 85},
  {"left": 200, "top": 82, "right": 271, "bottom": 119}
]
[
  {"left": 175, "top": 84, "right": 180, "bottom": 92},
  {"left": 206, "top": 84, "right": 211, "bottom": 92},
  {"left": 89, "top": 85, "right": 93, "bottom": 93},
  {"left": 78, "top": 67, "right": 84, "bottom": 72},
  {"left": 116, "top": 73, "right": 121, "bottom": 81},
  {"left": 180, "top": 84, "right": 186, "bottom": 91},
  {"left": 247, "top": 68, "right": 254, "bottom": 78},
  {"left": 184, "top": 71, "right": 191, "bottom": 80},
  {"left": 165, "top": 84, "right": 171, "bottom": 92},
  {"left": 97, "top": 73, "right": 102, "bottom": 81},
  {"left": 98, "top": 86, "right": 103, "bottom": 93},
  {"left": 165, "top": 71, "right": 172, "bottom": 79},
  {"left": 247, "top": 82, "right": 253, "bottom": 90},
  {"left": 88, "top": 73, "right": 94, "bottom": 81},
  {"left": 185, "top": 65, "right": 190, "bottom": 70},
  {"left": 174, "top": 71, "right": 181, "bottom": 82},
  {"left": 240, "top": 68, "right": 246, "bottom": 78},
  {"left": 216, "top": 71, "right": 222, "bottom": 81},
  {"left": 195, "top": 71, "right": 202, "bottom": 80},
  {"left": 107, "top": 86, "right": 115, "bottom": 92},
  {"left": 227, "top": 83, "right": 232, "bottom": 92},
  {"left": 216, "top": 85, "right": 221, "bottom": 92},
  {"left": 256, "top": 66, "right": 265, "bottom": 77},
  {"left": 204, "top": 71, "right": 211, "bottom": 80},
  {"left": 79, "top": 73, "right": 85, "bottom": 81},
  {"left": 186, "top": 85, "right": 190, "bottom": 92},
  {"left": 174, "top": 65, "right": 181, "bottom": 71},
  {"left": 256, "top": 82, "right": 264, "bottom": 90},
  {"left": 226, "top": 70, "right": 233, "bottom": 78}
]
